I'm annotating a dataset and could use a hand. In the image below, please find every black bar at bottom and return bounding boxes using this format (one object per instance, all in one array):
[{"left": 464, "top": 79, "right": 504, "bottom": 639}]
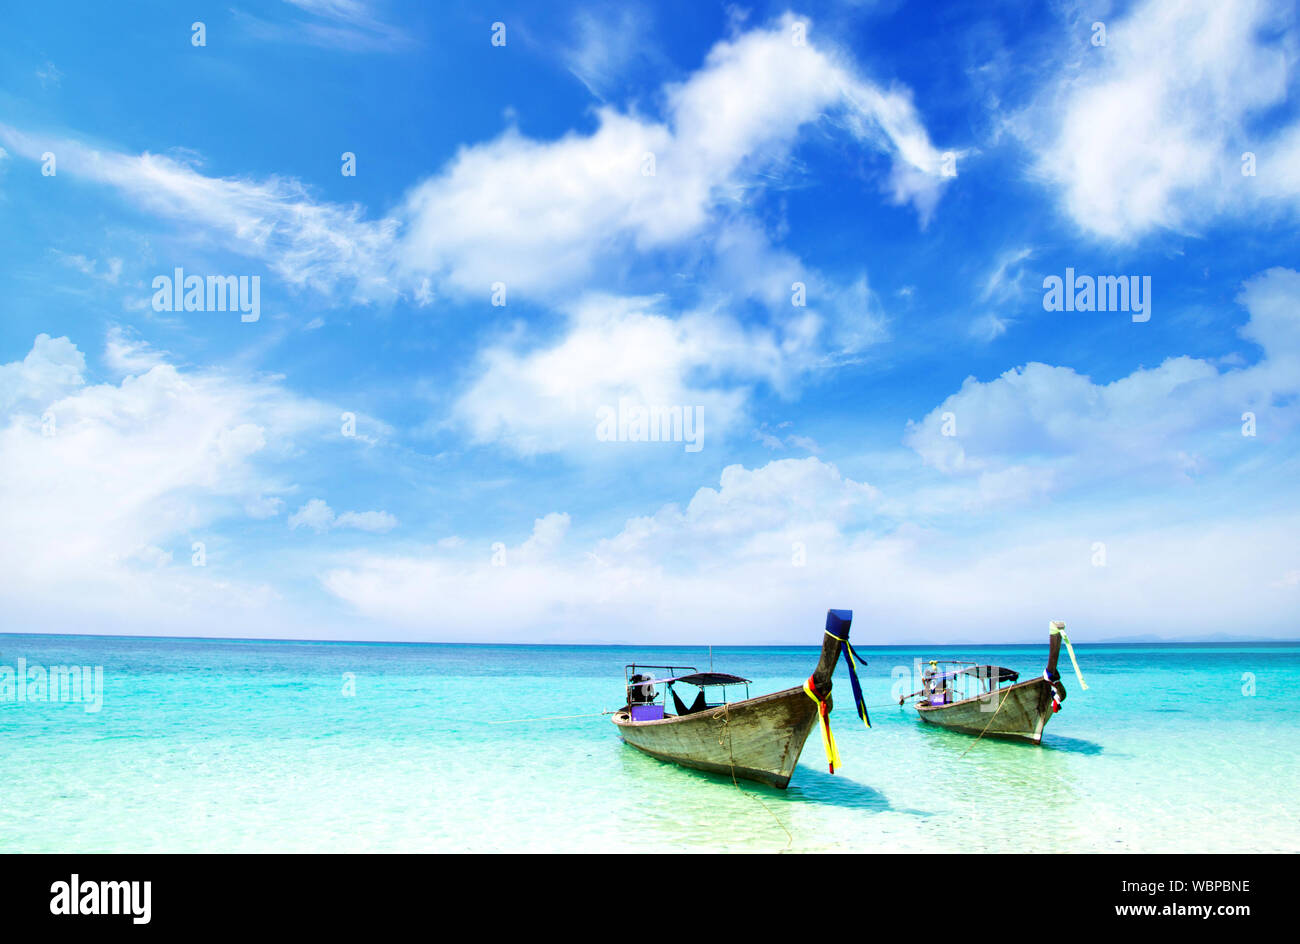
[{"left": 0, "top": 854, "right": 1278, "bottom": 930}]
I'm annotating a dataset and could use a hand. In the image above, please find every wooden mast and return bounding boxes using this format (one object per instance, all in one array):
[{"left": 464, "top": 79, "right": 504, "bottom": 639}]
[
  {"left": 1046, "top": 619, "right": 1067, "bottom": 705},
  {"left": 1047, "top": 621, "right": 1063, "bottom": 677},
  {"left": 811, "top": 629, "right": 841, "bottom": 695},
  {"left": 810, "top": 609, "right": 852, "bottom": 703}
]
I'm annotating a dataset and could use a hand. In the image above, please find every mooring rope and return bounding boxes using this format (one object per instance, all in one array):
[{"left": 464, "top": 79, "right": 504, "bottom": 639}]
[
  {"left": 711, "top": 703, "right": 794, "bottom": 851},
  {"left": 487, "top": 710, "right": 615, "bottom": 725},
  {"left": 957, "top": 687, "right": 1011, "bottom": 759}
]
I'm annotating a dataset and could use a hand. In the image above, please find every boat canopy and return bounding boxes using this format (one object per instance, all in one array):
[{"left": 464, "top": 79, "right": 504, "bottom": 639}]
[
  {"left": 636, "top": 671, "right": 751, "bottom": 687},
  {"left": 673, "top": 671, "right": 751, "bottom": 687},
  {"left": 927, "top": 664, "right": 1019, "bottom": 684}
]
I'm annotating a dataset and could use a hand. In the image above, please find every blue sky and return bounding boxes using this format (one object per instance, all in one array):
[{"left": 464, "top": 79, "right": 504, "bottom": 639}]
[{"left": 2, "top": 0, "right": 1298, "bottom": 643}]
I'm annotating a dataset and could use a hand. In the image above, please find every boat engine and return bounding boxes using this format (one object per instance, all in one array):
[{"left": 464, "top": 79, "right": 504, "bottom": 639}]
[{"left": 628, "top": 673, "right": 657, "bottom": 705}]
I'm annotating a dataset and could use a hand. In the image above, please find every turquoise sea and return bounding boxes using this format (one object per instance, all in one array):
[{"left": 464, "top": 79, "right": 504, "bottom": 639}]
[{"left": 2, "top": 634, "right": 1297, "bottom": 853}]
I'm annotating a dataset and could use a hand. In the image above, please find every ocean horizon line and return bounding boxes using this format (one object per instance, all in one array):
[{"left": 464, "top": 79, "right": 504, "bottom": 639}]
[{"left": 1, "top": 631, "right": 1296, "bottom": 648}]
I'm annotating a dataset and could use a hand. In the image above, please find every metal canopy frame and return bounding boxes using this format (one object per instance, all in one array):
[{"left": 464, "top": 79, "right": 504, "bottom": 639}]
[{"left": 623, "top": 663, "right": 752, "bottom": 710}]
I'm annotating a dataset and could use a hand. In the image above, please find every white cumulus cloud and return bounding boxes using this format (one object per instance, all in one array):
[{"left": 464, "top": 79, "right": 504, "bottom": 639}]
[{"left": 1018, "top": 0, "right": 1300, "bottom": 240}]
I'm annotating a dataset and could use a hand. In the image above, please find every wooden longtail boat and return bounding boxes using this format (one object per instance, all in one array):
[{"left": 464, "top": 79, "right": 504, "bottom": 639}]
[
  {"left": 612, "top": 609, "right": 868, "bottom": 788},
  {"left": 900, "top": 621, "right": 1086, "bottom": 744}
]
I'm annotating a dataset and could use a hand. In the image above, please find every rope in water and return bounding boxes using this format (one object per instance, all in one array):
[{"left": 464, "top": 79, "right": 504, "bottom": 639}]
[
  {"left": 957, "top": 688, "right": 1011, "bottom": 759},
  {"left": 711, "top": 703, "right": 794, "bottom": 851},
  {"left": 487, "top": 710, "right": 615, "bottom": 725}
]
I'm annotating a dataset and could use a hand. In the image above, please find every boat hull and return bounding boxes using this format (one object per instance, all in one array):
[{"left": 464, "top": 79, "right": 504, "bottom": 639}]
[
  {"left": 613, "top": 686, "right": 822, "bottom": 788},
  {"left": 916, "top": 677, "right": 1055, "bottom": 743}
]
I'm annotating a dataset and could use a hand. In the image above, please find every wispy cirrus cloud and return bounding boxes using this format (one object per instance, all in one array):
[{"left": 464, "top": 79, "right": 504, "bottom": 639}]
[
  {"left": 979, "top": 246, "right": 1034, "bottom": 303},
  {"left": 968, "top": 246, "right": 1034, "bottom": 342},
  {"left": 0, "top": 124, "right": 399, "bottom": 300},
  {"left": 2, "top": 15, "right": 953, "bottom": 307},
  {"left": 289, "top": 498, "right": 397, "bottom": 533},
  {"left": 560, "top": 4, "right": 664, "bottom": 101},
  {"left": 35, "top": 61, "right": 63, "bottom": 88},
  {"left": 236, "top": 0, "right": 411, "bottom": 52},
  {"left": 53, "top": 250, "right": 122, "bottom": 285}
]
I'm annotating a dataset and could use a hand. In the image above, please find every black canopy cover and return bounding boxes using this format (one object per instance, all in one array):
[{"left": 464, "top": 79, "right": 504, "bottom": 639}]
[{"left": 671, "top": 672, "right": 751, "bottom": 686}]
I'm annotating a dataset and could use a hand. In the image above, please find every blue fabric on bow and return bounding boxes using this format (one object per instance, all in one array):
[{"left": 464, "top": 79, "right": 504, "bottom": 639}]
[{"left": 824, "top": 609, "right": 870, "bottom": 728}]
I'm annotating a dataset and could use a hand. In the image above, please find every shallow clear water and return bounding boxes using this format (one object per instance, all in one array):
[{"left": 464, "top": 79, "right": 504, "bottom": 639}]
[{"left": 2, "top": 635, "right": 1296, "bottom": 852}]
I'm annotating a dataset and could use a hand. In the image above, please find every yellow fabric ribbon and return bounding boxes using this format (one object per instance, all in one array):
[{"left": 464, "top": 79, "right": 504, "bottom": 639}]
[
  {"left": 803, "top": 677, "right": 840, "bottom": 773},
  {"left": 1050, "top": 621, "right": 1088, "bottom": 690}
]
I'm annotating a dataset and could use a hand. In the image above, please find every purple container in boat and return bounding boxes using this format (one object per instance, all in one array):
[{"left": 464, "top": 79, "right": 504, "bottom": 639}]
[{"left": 630, "top": 704, "right": 664, "bottom": 721}]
